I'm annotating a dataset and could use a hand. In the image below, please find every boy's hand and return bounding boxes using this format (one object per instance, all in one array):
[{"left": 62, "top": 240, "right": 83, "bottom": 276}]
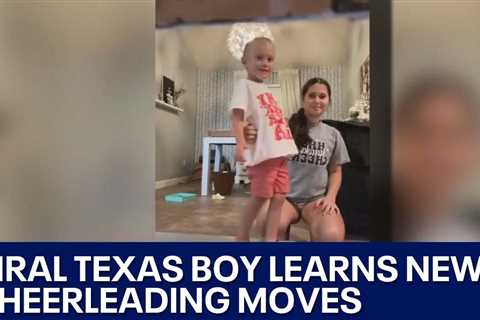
[
  {"left": 235, "top": 144, "right": 246, "bottom": 162},
  {"left": 244, "top": 122, "right": 258, "bottom": 144}
]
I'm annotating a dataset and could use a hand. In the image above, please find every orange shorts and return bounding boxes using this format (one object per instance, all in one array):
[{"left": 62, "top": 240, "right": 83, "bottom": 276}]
[{"left": 248, "top": 157, "right": 289, "bottom": 198}]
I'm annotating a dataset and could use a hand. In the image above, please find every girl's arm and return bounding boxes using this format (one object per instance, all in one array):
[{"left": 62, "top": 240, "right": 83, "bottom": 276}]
[
  {"left": 325, "top": 165, "right": 342, "bottom": 202},
  {"left": 315, "top": 165, "right": 342, "bottom": 214}
]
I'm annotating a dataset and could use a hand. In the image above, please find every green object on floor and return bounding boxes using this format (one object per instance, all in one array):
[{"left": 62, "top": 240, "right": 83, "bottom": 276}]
[{"left": 164, "top": 192, "right": 197, "bottom": 203}]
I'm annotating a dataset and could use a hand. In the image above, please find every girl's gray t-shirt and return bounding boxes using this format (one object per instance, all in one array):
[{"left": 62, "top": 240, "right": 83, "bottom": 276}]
[{"left": 288, "top": 122, "right": 350, "bottom": 200}]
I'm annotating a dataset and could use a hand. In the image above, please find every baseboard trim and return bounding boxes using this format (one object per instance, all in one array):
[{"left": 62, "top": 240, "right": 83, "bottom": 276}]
[{"left": 155, "top": 176, "right": 191, "bottom": 190}]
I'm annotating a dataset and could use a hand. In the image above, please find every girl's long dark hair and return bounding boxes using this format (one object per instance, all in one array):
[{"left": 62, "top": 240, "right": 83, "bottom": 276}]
[{"left": 289, "top": 77, "right": 331, "bottom": 149}]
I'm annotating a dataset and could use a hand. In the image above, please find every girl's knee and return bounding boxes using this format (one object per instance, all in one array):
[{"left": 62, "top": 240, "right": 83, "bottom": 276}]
[{"left": 310, "top": 220, "right": 345, "bottom": 242}]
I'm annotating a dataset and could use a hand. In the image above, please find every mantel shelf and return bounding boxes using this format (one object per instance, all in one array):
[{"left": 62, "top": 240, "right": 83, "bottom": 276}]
[{"left": 155, "top": 99, "right": 183, "bottom": 112}]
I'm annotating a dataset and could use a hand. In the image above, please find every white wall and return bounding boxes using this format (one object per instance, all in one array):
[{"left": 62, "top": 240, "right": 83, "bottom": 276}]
[{"left": 155, "top": 29, "right": 197, "bottom": 181}]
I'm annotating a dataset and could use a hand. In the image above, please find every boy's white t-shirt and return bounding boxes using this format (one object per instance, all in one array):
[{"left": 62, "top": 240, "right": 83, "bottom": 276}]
[{"left": 229, "top": 79, "right": 298, "bottom": 167}]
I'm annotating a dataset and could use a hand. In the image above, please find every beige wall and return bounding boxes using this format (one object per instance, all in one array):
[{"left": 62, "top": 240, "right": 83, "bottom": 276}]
[
  {"left": 393, "top": 1, "right": 480, "bottom": 97},
  {"left": 155, "top": 29, "right": 197, "bottom": 181},
  {"left": 392, "top": 0, "right": 480, "bottom": 239},
  {"left": 345, "top": 18, "right": 369, "bottom": 109},
  {"left": 0, "top": 1, "right": 155, "bottom": 240}
]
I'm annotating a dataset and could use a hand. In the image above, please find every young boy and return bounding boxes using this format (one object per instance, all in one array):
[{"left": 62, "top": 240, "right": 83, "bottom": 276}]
[{"left": 229, "top": 37, "right": 298, "bottom": 241}]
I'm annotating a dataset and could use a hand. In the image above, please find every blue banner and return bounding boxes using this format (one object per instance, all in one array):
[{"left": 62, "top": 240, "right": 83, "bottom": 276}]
[{"left": 0, "top": 243, "right": 478, "bottom": 319}]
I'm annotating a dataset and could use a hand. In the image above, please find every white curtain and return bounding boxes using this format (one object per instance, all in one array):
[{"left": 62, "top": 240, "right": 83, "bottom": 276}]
[
  {"left": 233, "top": 69, "right": 279, "bottom": 83},
  {"left": 194, "top": 70, "right": 235, "bottom": 165},
  {"left": 278, "top": 69, "right": 301, "bottom": 118},
  {"left": 299, "top": 65, "right": 345, "bottom": 120},
  {"left": 233, "top": 70, "right": 247, "bottom": 82}
]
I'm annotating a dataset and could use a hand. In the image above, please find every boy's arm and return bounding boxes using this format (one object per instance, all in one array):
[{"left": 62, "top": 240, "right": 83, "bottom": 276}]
[
  {"left": 231, "top": 109, "right": 246, "bottom": 146},
  {"left": 231, "top": 109, "right": 246, "bottom": 162}
]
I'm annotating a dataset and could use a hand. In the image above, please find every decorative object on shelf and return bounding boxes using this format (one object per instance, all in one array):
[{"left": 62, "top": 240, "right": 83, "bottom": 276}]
[
  {"left": 348, "top": 92, "right": 369, "bottom": 122},
  {"left": 173, "top": 88, "right": 186, "bottom": 106},
  {"left": 157, "top": 75, "right": 186, "bottom": 112},
  {"left": 227, "top": 22, "right": 274, "bottom": 61},
  {"left": 162, "top": 76, "right": 175, "bottom": 105},
  {"left": 348, "top": 56, "right": 370, "bottom": 122},
  {"left": 360, "top": 56, "right": 370, "bottom": 96},
  {"left": 158, "top": 80, "right": 163, "bottom": 101}
]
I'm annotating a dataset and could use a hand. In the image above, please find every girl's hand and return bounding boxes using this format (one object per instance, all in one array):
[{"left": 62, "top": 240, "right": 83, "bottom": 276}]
[{"left": 314, "top": 197, "right": 339, "bottom": 216}]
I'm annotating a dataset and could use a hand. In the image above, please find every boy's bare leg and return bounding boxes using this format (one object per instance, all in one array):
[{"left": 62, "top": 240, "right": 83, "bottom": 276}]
[
  {"left": 252, "top": 200, "right": 270, "bottom": 238},
  {"left": 236, "top": 197, "right": 269, "bottom": 242},
  {"left": 264, "top": 194, "right": 286, "bottom": 242}
]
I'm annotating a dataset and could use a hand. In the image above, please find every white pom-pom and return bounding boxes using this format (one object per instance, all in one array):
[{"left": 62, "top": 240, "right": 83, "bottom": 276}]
[{"left": 227, "top": 23, "right": 274, "bottom": 61}]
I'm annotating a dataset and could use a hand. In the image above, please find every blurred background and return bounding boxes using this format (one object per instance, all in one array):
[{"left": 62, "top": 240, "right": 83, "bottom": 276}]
[
  {"left": 0, "top": 1, "right": 155, "bottom": 240},
  {"left": 392, "top": 0, "right": 480, "bottom": 240}
]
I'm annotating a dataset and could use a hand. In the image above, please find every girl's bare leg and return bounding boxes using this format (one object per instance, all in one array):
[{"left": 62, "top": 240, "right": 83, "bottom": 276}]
[{"left": 302, "top": 201, "right": 345, "bottom": 241}]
